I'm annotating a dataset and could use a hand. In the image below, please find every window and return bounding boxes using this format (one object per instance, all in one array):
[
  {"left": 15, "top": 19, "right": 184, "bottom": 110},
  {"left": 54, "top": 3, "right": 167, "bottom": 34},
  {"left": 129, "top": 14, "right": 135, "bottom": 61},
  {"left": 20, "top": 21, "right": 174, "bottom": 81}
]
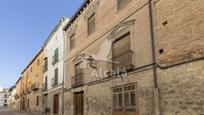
[
  {"left": 112, "top": 33, "right": 133, "bottom": 72},
  {"left": 52, "top": 48, "right": 59, "bottom": 65},
  {"left": 37, "top": 59, "right": 40, "bottom": 66},
  {"left": 70, "top": 34, "right": 75, "bottom": 50},
  {"left": 30, "top": 67, "right": 32, "bottom": 72},
  {"left": 27, "top": 98, "right": 30, "bottom": 108},
  {"left": 44, "top": 76, "right": 48, "bottom": 90},
  {"left": 117, "top": 0, "right": 132, "bottom": 10},
  {"left": 124, "top": 85, "right": 136, "bottom": 112},
  {"left": 87, "top": 13, "right": 95, "bottom": 35},
  {"left": 113, "top": 88, "right": 123, "bottom": 112},
  {"left": 44, "top": 57, "right": 48, "bottom": 72},
  {"left": 113, "top": 84, "right": 137, "bottom": 113},
  {"left": 72, "top": 62, "right": 84, "bottom": 88},
  {"left": 54, "top": 68, "right": 58, "bottom": 85},
  {"left": 36, "top": 96, "right": 39, "bottom": 106}
]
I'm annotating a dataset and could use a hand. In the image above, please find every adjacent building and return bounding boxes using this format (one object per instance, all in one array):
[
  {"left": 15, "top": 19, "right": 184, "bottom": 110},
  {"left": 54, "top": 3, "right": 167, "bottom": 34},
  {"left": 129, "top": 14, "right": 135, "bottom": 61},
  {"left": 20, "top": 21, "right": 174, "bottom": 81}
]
[
  {"left": 8, "top": 86, "right": 16, "bottom": 109},
  {"left": 15, "top": 77, "right": 22, "bottom": 111},
  {"left": 42, "top": 17, "right": 68, "bottom": 115},
  {"left": 0, "top": 88, "right": 9, "bottom": 107},
  {"left": 20, "top": 48, "right": 44, "bottom": 114}
]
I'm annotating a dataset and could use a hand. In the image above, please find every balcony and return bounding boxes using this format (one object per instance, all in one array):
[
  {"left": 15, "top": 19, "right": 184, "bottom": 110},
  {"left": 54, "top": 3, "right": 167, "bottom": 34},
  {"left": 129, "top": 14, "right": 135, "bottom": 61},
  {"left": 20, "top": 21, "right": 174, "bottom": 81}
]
[
  {"left": 42, "top": 83, "right": 47, "bottom": 91},
  {"left": 71, "top": 69, "right": 84, "bottom": 88},
  {"left": 52, "top": 54, "right": 59, "bottom": 65},
  {"left": 108, "top": 50, "right": 134, "bottom": 74},
  {"left": 51, "top": 77, "right": 58, "bottom": 87},
  {"left": 31, "top": 83, "right": 39, "bottom": 91}
]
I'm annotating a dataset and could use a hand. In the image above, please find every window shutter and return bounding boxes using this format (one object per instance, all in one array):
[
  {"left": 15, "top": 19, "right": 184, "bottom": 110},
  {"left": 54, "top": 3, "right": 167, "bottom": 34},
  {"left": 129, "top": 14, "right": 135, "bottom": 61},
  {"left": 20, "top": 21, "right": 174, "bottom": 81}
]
[
  {"left": 88, "top": 13, "right": 95, "bottom": 35},
  {"left": 70, "top": 34, "right": 75, "bottom": 50},
  {"left": 117, "top": 0, "right": 132, "bottom": 10},
  {"left": 112, "top": 33, "right": 130, "bottom": 57}
]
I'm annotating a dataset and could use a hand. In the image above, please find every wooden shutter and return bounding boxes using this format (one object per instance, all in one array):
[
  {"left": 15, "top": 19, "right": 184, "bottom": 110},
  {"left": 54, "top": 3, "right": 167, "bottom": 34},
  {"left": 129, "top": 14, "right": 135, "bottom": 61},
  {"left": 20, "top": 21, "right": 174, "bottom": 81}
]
[
  {"left": 117, "top": 0, "right": 132, "bottom": 10},
  {"left": 54, "top": 68, "right": 58, "bottom": 85},
  {"left": 53, "top": 94, "right": 59, "bottom": 114},
  {"left": 36, "top": 96, "right": 39, "bottom": 106},
  {"left": 74, "top": 92, "right": 84, "bottom": 115},
  {"left": 88, "top": 13, "right": 95, "bottom": 35},
  {"left": 75, "top": 63, "right": 81, "bottom": 75},
  {"left": 112, "top": 33, "right": 130, "bottom": 58},
  {"left": 70, "top": 34, "right": 75, "bottom": 50}
]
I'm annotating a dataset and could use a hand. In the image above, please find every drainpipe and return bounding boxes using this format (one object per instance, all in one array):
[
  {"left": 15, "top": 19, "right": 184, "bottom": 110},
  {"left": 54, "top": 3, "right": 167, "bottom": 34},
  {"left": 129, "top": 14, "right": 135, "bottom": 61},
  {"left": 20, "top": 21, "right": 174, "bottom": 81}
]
[
  {"left": 148, "top": 0, "right": 160, "bottom": 115},
  {"left": 61, "top": 17, "right": 66, "bottom": 115}
]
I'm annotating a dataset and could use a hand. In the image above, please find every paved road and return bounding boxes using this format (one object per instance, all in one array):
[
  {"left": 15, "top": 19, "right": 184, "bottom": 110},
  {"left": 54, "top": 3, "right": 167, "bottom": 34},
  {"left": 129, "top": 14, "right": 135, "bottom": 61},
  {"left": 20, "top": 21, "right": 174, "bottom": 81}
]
[{"left": 0, "top": 108, "right": 40, "bottom": 115}]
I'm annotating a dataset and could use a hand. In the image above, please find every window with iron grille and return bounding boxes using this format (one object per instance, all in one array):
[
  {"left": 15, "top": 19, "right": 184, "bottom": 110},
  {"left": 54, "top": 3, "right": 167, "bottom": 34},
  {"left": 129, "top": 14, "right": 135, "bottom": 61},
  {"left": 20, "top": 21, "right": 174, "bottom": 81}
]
[
  {"left": 112, "top": 32, "right": 134, "bottom": 72},
  {"left": 70, "top": 34, "right": 75, "bottom": 50},
  {"left": 117, "top": 0, "right": 132, "bottom": 10},
  {"left": 87, "top": 13, "right": 95, "bottom": 35},
  {"left": 54, "top": 68, "right": 58, "bottom": 86},
  {"left": 37, "top": 59, "right": 40, "bottom": 66},
  {"left": 72, "top": 62, "right": 83, "bottom": 87},
  {"left": 113, "top": 84, "right": 137, "bottom": 113},
  {"left": 36, "top": 96, "right": 39, "bottom": 106},
  {"left": 44, "top": 57, "right": 48, "bottom": 72},
  {"left": 52, "top": 48, "right": 59, "bottom": 65}
]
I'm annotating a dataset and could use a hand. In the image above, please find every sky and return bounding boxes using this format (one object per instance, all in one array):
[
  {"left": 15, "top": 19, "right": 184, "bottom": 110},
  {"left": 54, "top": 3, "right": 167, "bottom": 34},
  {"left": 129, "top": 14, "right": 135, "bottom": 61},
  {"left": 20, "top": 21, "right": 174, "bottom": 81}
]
[{"left": 0, "top": 0, "right": 83, "bottom": 88}]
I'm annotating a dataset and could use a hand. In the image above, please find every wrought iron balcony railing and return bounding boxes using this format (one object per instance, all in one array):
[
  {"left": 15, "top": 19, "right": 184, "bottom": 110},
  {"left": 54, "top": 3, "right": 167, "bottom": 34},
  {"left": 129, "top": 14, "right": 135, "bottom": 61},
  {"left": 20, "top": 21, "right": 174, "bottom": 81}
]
[
  {"left": 71, "top": 69, "right": 84, "bottom": 88},
  {"left": 108, "top": 50, "right": 134, "bottom": 75}
]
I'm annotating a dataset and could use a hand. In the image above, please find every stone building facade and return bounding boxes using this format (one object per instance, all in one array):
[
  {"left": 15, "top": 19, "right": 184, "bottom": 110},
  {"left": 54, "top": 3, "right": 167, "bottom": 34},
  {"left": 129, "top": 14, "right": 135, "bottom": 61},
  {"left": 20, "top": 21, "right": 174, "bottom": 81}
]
[
  {"left": 155, "top": 0, "right": 204, "bottom": 114},
  {"left": 15, "top": 77, "right": 22, "bottom": 111},
  {"left": 20, "top": 49, "right": 44, "bottom": 113},
  {"left": 63, "top": 0, "right": 204, "bottom": 115},
  {"left": 64, "top": 0, "right": 155, "bottom": 115}
]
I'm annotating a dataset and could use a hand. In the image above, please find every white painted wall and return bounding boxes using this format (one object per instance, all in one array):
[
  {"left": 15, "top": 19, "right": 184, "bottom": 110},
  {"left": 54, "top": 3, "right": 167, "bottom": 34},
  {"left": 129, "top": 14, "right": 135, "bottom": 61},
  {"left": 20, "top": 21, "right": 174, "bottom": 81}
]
[
  {"left": 43, "top": 18, "right": 68, "bottom": 91},
  {"left": 0, "top": 89, "right": 9, "bottom": 107}
]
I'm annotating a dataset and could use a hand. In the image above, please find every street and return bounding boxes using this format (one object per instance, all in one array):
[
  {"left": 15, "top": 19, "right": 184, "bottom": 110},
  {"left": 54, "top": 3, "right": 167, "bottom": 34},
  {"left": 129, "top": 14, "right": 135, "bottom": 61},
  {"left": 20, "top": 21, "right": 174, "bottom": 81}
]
[{"left": 0, "top": 108, "right": 39, "bottom": 115}]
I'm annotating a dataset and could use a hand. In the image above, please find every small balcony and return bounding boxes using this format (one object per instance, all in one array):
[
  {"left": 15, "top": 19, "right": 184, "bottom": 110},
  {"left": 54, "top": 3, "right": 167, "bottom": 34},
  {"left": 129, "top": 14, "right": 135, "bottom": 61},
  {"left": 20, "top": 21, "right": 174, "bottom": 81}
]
[
  {"left": 31, "top": 83, "right": 39, "bottom": 91},
  {"left": 108, "top": 50, "right": 134, "bottom": 75},
  {"left": 51, "top": 77, "right": 58, "bottom": 87},
  {"left": 71, "top": 69, "right": 84, "bottom": 88},
  {"left": 52, "top": 54, "right": 59, "bottom": 65}
]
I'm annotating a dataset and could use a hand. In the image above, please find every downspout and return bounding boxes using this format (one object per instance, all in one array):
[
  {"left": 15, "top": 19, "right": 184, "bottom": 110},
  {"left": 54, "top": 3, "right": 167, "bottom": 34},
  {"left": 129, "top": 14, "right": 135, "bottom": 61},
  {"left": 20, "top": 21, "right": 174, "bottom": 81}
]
[
  {"left": 148, "top": 0, "right": 160, "bottom": 115},
  {"left": 61, "top": 17, "right": 66, "bottom": 115}
]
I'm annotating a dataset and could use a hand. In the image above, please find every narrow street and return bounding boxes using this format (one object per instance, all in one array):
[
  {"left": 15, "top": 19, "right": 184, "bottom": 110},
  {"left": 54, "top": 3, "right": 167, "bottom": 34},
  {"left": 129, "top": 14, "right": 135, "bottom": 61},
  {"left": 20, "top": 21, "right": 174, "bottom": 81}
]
[{"left": 0, "top": 108, "right": 39, "bottom": 115}]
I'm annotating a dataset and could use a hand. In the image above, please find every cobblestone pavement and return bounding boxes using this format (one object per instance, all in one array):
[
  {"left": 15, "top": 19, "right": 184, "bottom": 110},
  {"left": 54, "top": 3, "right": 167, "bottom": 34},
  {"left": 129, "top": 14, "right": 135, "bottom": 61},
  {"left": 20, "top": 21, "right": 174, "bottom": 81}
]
[{"left": 0, "top": 108, "right": 41, "bottom": 115}]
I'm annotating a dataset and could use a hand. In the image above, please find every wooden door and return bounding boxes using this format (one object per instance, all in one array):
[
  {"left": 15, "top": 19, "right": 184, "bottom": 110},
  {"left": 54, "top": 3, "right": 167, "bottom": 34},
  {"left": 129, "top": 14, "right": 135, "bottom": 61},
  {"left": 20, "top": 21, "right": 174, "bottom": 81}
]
[
  {"left": 53, "top": 94, "right": 59, "bottom": 114},
  {"left": 74, "top": 92, "right": 84, "bottom": 115}
]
